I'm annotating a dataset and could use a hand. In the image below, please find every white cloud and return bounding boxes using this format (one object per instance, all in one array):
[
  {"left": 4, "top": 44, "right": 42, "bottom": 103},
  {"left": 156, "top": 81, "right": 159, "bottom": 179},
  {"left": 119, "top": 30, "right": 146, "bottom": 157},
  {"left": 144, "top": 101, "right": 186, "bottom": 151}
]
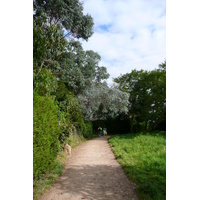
[{"left": 81, "top": 0, "right": 166, "bottom": 85}]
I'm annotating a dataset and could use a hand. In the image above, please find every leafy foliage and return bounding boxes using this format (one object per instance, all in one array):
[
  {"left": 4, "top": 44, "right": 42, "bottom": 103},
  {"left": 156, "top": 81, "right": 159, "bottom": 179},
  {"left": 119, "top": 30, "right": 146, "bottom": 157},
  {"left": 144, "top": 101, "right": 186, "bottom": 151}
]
[
  {"left": 83, "top": 121, "right": 94, "bottom": 138},
  {"left": 114, "top": 62, "right": 166, "bottom": 132},
  {"left": 33, "top": 68, "right": 58, "bottom": 96},
  {"left": 56, "top": 41, "right": 110, "bottom": 94},
  {"left": 77, "top": 82, "right": 129, "bottom": 120},
  {"left": 54, "top": 82, "right": 87, "bottom": 148},
  {"left": 33, "top": 92, "right": 60, "bottom": 180},
  {"left": 33, "top": 0, "right": 94, "bottom": 40},
  {"left": 33, "top": 20, "right": 67, "bottom": 75}
]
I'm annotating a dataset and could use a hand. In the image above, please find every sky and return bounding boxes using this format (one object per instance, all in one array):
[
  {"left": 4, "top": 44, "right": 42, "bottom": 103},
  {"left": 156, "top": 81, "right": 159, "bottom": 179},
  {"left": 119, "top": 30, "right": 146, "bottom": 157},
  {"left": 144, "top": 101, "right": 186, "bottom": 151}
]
[{"left": 81, "top": 0, "right": 166, "bottom": 85}]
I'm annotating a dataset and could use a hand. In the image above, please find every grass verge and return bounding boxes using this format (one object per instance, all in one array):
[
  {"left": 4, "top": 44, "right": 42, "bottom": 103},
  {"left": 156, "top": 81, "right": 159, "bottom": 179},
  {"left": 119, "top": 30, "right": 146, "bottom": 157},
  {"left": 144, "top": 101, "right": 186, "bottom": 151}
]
[{"left": 108, "top": 131, "right": 166, "bottom": 200}]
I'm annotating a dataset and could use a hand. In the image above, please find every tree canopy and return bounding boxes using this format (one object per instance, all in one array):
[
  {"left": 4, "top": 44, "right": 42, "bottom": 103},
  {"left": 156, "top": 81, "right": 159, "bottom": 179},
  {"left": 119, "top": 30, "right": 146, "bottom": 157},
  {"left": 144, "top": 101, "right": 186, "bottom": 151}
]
[
  {"left": 77, "top": 83, "right": 129, "bottom": 121},
  {"left": 114, "top": 61, "right": 166, "bottom": 132},
  {"left": 33, "top": 0, "right": 94, "bottom": 40}
]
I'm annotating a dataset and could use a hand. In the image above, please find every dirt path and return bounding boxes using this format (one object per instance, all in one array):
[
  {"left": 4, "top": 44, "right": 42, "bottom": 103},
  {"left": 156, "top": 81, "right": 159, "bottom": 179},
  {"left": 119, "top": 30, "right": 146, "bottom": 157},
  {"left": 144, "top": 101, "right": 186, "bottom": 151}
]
[{"left": 39, "top": 137, "right": 138, "bottom": 200}]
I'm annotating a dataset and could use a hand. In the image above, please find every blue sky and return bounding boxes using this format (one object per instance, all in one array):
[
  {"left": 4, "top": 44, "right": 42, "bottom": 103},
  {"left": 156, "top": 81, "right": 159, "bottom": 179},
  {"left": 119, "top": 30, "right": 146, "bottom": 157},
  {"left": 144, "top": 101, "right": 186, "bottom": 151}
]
[{"left": 81, "top": 0, "right": 166, "bottom": 85}]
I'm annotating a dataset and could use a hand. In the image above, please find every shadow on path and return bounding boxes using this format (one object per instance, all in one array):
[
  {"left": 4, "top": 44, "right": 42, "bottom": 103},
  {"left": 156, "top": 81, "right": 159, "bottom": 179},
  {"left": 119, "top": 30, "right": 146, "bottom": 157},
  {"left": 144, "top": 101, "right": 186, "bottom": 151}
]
[
  {"left": 41, "top": 165, "right": 137, "bottom": 200},
  {"left": 39, "top": 137, "right": 138, "bottom": 200}
]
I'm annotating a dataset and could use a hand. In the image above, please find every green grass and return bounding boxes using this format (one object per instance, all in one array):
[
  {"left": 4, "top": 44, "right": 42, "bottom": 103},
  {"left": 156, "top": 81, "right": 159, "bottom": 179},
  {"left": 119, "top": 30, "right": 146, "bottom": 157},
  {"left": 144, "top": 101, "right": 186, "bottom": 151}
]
[{"left": 108, "top": 131, "right": 166, "bottom": 200}]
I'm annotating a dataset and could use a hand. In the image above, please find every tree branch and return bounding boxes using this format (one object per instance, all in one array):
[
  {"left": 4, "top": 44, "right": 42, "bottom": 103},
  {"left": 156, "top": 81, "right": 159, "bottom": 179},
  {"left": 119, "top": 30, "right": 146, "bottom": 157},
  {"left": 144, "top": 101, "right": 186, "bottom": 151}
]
[
  {"left": 54, "top": 31, "right": 72, "bottom": 45},
  {"left": 36, "top": 58, "right": 46, "bottom": 77}
]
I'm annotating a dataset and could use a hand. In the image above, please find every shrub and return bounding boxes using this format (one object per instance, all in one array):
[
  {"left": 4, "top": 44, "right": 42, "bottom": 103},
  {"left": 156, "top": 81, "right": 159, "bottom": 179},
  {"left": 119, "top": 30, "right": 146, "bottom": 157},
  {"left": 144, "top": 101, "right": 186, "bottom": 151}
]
[
  {"left": 57, "top": 110, "right": 72, "bottom": 150},
  {"left": 33, "top": 92, "right": 60, "bottom": 180},
  {"left": 83, "top": 121, "right": 93, "bottom": 138},
  {"left": 33, "top": 68, "right": 58, "bottom": 96}
]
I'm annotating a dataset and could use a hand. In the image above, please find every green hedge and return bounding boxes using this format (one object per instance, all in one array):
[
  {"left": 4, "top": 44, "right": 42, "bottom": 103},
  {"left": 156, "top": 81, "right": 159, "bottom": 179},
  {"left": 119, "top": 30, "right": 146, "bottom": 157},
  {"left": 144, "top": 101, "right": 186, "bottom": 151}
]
[
  {"left": 83, "top": 121, "right": 93, "bottom": 138},
  {"left": 33, "top": 92, "right": 60, "bottom": 180}
]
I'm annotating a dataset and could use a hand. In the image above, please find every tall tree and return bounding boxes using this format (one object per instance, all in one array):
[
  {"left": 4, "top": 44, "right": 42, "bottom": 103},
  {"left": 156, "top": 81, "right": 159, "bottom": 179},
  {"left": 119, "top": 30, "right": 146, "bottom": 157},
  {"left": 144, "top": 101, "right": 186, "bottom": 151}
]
[
  {"left": 56, "top": 41, "right": 110, "bottom": 94},
  {"left": 114, "top": 62, "right": 166, "bottom": 132},
  {"left": 33, "top": 0, "right": 94, "bottom": 40},
  {"left": 77, "top": 82, "right": 129, "bottom": 120},
  {"left": 33, "top": 21, "right": 67, "bottom": 76},
  {"left": 33, "top": 0, "right": 94, "bottom": 79}
]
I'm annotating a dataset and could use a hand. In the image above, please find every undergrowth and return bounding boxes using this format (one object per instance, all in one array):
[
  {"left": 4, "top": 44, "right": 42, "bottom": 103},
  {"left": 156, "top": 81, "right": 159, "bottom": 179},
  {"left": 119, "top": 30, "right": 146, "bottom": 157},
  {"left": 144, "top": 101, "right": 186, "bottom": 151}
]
[
  {"left": 33, "top": 151, "right": 66, "bottom": 200},
  {"left": 108, "top": 131, "right": 166, "bottom": 200},
  {"left": 33, "top": 133, "right": 86, "bottom": 200}
]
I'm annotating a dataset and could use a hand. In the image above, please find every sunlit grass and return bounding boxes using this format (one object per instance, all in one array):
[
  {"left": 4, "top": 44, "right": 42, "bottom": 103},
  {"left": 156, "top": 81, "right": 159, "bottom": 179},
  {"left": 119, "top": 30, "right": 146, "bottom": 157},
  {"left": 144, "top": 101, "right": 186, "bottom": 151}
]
[{"left": 108, "top": 131, "right": 166, "bottom": 200}]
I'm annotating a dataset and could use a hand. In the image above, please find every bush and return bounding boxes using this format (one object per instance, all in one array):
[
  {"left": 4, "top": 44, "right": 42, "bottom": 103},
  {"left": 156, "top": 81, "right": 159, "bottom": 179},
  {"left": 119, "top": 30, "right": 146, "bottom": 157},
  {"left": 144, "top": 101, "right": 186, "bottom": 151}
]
[
  {"left": 83, "top": 121, "right": 93, "bottom": 138},
  {"left": 33, "top": 68, "right": 58, "bottom": 96},
  {"left": 33, "top": 151, "right": 67, "bottom": 200},
  {"left": 57, "top": 110, "right": 72, "bottom": 150},
  {"left": 33, "top": 92, "right": 60, "bottom": 180}
]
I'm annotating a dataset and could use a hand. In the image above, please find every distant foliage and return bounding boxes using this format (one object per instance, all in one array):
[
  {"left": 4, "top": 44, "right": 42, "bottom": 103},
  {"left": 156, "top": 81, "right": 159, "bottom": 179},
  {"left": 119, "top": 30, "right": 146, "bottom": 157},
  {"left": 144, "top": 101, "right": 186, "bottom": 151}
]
[
  {"left": 65, "top": 92, "right": 86, "bottom": 134},
  {"left": 114, "top": 61, "right": 166, "bottom": 132},
  {"left": 83, "top": 121, "right": 93, "bottom": 138},
  {"left": 57, "top": 41, "right": 110, "bottom": 95},
  {"left": 33, "top": 92, "right": 60, "bottom": 180},
  {"left": 77, "top": 83, "right": 129, "bottom": 120}
]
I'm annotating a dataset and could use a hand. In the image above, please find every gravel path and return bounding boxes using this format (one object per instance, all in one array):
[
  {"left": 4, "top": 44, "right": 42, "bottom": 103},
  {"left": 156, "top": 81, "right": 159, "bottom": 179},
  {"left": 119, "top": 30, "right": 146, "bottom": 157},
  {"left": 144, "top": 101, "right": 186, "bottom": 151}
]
[{"left": 39, "top": 137, "right": 138, "bottom": 200}]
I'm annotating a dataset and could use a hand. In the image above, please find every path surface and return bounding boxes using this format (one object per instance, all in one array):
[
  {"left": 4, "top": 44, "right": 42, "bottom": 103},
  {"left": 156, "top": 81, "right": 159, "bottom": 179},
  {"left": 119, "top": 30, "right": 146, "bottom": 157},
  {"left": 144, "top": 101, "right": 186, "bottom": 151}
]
[{"left": 39, "top": 137, "right": 138, "bottom": 200}]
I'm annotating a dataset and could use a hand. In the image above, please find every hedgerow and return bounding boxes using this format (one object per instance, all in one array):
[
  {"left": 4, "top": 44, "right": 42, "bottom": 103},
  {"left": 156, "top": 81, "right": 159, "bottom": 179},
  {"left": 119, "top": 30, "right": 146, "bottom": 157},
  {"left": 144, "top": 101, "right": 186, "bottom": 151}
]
[{"left": 33, "top": 92, "right": 60, "bottom": 180}]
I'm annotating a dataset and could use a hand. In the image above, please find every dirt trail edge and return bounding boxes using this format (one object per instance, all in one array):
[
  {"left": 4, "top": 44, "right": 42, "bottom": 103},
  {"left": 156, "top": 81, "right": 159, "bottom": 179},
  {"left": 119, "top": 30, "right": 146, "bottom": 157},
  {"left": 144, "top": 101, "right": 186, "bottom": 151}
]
[{"left": 39, "top": 137, "right": 138, "bottom": 200}]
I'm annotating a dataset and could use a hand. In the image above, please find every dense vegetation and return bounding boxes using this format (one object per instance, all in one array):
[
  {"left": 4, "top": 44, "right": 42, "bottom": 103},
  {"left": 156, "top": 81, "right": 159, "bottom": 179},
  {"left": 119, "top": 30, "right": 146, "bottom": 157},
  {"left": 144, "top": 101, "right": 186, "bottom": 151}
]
[
  {"left": 33, "top": 0, "right": 166, "bottom": 199},
  {"left": 108, "top": 132, "right": 166, "bottom": 200},
  {"left": 114, "top": 61, "right": 166, "bottom": 133},
  {"left": 33, "top": 0, "right": 95, "bottom": 183},
  {"left": 93, "top": 62, "right": 166, "bottom": 134},
  {"left": 33, "top": 92, "right": 60, "bottom": 180}
]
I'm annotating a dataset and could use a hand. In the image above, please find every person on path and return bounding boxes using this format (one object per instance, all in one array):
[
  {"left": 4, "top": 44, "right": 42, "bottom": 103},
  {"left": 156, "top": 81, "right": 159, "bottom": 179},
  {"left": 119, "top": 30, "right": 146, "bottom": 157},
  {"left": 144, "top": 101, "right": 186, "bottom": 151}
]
[
  {"left": 103, "top": 128, "right": 107, "bottom": 137},
  {"left": 98, "top": 127, "right": 102, "bottom": 137}
]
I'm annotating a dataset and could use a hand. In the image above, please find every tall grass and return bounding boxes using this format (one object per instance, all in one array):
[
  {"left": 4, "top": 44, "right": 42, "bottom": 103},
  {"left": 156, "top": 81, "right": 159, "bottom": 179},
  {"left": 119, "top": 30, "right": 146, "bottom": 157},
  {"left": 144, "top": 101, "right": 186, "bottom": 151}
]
[{"left": 108, "top": 132, "right": 166, "bottom": 200}]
